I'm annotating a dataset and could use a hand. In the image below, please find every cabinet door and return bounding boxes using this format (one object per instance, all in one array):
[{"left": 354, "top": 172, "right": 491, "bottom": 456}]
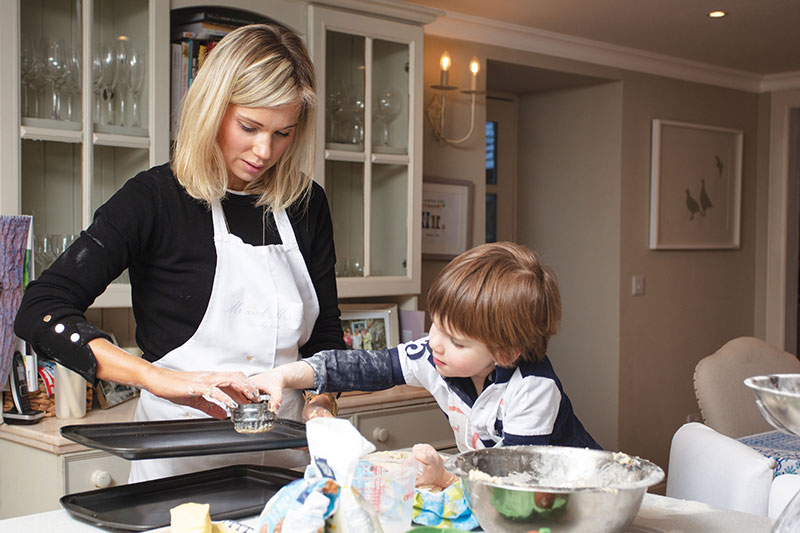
[
  {"left": 310, "top": 6, "right": 422, "bottom": 298},
  {"left": 1, "top": 0, "right": 167, "bottom": 307}
]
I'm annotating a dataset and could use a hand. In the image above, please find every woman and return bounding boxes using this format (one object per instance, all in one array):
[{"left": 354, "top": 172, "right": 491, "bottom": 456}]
[{"left": 14, "top": 24, "right": 344, "bottom": 481}]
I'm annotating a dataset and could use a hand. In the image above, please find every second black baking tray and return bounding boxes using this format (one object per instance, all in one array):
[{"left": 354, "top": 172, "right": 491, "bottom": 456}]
[
  {"left": 60, "top": 464, "right": 301, "bottom": 531},
  {"left": 60, "top": 418, "right": 307, "bottom": 459}
]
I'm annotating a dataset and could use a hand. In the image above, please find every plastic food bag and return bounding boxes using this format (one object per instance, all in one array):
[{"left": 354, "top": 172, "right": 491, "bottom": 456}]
[
  {"left": 256, "top": 417, "right": 383, "bottom": 533},
  {"left": 412, "top": 479, "right": 480, "bottom": 530}
]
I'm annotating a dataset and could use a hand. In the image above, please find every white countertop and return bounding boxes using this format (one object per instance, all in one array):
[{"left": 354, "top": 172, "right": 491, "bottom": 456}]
[
  {"left": 0, "top": 494, "right": 773, "bottom": 532},
  {"left": 0, "top": 386, "right": 433, "bottom": 455}
]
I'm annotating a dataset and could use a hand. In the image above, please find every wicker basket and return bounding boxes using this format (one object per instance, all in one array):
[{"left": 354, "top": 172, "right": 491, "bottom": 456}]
[{"left": 3, "top": 379, "right": 92, "bottom": 418}]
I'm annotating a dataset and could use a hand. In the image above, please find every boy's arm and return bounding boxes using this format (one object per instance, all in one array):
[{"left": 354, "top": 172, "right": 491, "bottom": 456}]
[{"left": 252, "top": 347, "right": 405, "bottom": 411}]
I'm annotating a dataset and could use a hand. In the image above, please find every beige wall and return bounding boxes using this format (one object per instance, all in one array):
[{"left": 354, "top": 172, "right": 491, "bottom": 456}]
[
  {"left": 420, "top": 34, "right": 762, "bottom": 472},
  {"left": 517, "top": 83, "right": 623, "bottom": 451}
]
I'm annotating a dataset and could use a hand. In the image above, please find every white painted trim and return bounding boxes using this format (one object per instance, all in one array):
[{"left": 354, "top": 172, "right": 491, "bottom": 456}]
[
  {"left": 424, "top": 11, "right": 798, "bottom": 94},
  {"left": 766, "top": 89, "right": 800, "bottom": 350}
]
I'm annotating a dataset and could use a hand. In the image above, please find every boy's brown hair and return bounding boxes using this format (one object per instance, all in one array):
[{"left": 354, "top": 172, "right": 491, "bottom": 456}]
[{"left": 426, "top": 242, "right": 561, "bottom": 366}]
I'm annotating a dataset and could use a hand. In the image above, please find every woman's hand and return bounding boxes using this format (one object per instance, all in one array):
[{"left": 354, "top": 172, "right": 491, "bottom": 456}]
[
  {"left": 413, "top": 443, "right": 457, "bottom": 489},
  {"left": 145, "top": 366, "right": 260, "bottom": 419}
]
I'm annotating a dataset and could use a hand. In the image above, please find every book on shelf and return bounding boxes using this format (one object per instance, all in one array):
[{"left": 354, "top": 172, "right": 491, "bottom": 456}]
[
  {"left": 171, "top": 20, "right": 235, "bottom": 41},
  {"left": 172, "top": 7, "right": 266, "bottom": 28},
  {"left": 170, "top": 42, "right": 183, "bottom": 136}
]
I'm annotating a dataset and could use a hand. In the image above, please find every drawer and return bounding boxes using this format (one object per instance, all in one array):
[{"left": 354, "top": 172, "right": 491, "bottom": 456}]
[
  {"left": 350, "top": 402, "right": 455, "bottom": 451},
  {"left": 62, "top": 449, "right": 131, "bottom": 494}
]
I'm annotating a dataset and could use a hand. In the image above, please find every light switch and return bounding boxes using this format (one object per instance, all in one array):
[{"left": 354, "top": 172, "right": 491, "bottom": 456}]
[{"left": 632, "top": 275, "right": 645, "bottom": 296}]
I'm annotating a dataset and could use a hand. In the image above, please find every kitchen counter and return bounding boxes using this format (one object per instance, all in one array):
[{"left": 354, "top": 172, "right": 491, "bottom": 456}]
[
  {"left": 0, "top": 493, "right": 774, "bottom": 532},
  {"left": 0, "top": 386, "right": 433, "bottom": 454}
]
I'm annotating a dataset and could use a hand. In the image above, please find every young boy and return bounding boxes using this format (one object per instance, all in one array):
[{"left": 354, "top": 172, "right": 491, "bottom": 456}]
[{"left": 255, "top": 242, "right": 600, "bottom": 476}]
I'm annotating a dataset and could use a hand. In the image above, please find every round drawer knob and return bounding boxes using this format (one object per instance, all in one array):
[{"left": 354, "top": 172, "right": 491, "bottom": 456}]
[
  {"left": 373, "top": 427, "right": 390, "bottom": 443},
  {"left": 91, "top": 470, "right": 112, "bottom": 488}
]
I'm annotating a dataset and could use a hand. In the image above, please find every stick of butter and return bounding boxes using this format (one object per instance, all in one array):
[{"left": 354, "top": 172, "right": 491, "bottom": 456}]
[{"left": 170, "top": 502, "right": 214, "bottom": 533}]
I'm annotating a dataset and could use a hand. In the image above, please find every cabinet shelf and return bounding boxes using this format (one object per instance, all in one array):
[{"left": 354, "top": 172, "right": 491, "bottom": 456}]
[
  {"left": 20, "top": 125, "right": 82, "bottom": 143},
  {"left": 91, "top": 283, "right": 132, "bottom": 309},
  {"left": 93, "top": 132, "right": 149, "bottom": 149}
]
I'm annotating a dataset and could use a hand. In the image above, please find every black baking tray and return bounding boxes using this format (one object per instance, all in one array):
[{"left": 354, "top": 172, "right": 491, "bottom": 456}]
[
  {"left": 60, "top": 418, "right": 307, "bottom": 459},
  {"left": 60, "top": 464, "right": 301, "bottom": 531}
]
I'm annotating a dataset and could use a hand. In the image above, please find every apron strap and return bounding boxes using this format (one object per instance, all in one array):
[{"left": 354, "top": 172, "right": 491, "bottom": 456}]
[
  {"left": 210, "top": 200, "right": 229, "bottom": 239},
  {"left": 273, "top": 208, "right": 299, "bottom": 251}
]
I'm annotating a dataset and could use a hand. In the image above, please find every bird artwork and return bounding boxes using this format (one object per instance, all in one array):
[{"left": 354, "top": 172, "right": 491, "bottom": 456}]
[
  {"left": 699, "top": 179, "right": 713, "bottom": 216},
  {"left": 685, "top": 188, "right": 701, "bottom": 220},
  {"left": 714, "top": 155, "right": 724, "bottom": 176}
]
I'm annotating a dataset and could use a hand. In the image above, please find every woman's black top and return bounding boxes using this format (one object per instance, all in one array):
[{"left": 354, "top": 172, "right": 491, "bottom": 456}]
[{"left": 14, "top": 163, "right": 345, "bottom": 382}]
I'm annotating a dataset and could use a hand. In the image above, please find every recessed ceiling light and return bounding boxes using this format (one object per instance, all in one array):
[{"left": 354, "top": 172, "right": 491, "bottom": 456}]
[{"left": 708, "top": 10, "right": 726, "bottom": 18}]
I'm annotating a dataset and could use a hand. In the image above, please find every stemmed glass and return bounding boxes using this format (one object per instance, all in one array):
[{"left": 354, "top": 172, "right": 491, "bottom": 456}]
[
  {"left": 128, "top": 49, "right": 145, "bottom": 128},
  {"left": 373, "top": 87, "right": 402, "bottom": 147},
  {"left": 99, "top": 45, "right": 117, "bottom": 125},
  {"left": 62, "top": 47, "right": 81, "bottom": 122},
  {"left": 20, "top": 35, "right": 42, "bottom": 118},
  {"left": 43, "top": 38, "right": 68, "bottom": 120},
  {"left": 114, "top": 39, "right": 131, "bottom": 126}
]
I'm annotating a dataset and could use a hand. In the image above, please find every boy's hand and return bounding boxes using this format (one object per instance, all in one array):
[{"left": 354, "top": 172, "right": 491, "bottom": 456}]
[
  {"left": 413, "top": 443, "right": 457, "bottom": 488},
  {"left": 251, "top": 369, "right": 287, "bottom": 413}
]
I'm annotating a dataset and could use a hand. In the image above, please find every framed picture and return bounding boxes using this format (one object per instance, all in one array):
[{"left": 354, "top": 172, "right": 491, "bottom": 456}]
[
  {"left": 340, "top": 303, "right": 399, "bottom": 350},
  {"left": 649, "top": 119, "right": 743, "bottom": 250},
  {"left": 422, "top": 177, "right": 474, "bottom": 259}
]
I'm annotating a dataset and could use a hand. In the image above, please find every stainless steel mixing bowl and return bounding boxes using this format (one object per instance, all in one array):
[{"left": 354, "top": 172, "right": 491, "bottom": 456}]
[
  {"left": 445, "top": 446, "right": 664, "bottom": 533},
  {"left": 744, "top": 374, "right": 800, "bottom": 435}
]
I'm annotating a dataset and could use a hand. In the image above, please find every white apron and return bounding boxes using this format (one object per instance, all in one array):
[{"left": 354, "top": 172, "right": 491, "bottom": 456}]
[{"left": 129, "top": 200, "right": 319, "bottom": 482}]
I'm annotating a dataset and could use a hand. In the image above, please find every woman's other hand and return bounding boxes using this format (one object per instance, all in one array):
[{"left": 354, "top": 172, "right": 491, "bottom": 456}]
[{"left": 413, "top": 443, "right": 457, "bottom": 489}]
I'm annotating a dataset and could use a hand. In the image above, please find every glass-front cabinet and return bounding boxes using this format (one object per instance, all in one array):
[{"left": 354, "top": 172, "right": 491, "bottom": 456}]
[
  {"left": 311, "top": 6, "right": 424, "bottom": 298},
  {"left": 1, "top": 0, "right": 434, "bottom": 306},
  {"left": 1, "top": 0, "right": 169, "bottom": 307}
]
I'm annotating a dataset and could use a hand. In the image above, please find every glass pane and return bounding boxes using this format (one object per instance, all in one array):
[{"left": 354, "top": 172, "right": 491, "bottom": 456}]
[
  {"left": 486, "top": 121, "right": 498, "bottom": 185},
  {"left": 486, "top": 193, "right": 497, "bottom": 243},
  {"left": 326, "top": 161, "right": 364, "bottom": 277},
  {"left": 371, "top": 164, "right": 408, "bottom": 276},
  {"left": 326, "top": 31, "right": 365, "bottom": 150},
  {"left": 372, "top": 39, "right": 409, "bottom": 154},
  {"left": 21, "top": 140, "right": 82, "bottom": 277},
  {"left": 21, "top": 0, "right": 82, "bottom": 124},
  {"left": 92, "top": 146, "right": 149, "bottom": 212},
  {"left": 93, "top": 0, "right": 149, "bottom": 132}
]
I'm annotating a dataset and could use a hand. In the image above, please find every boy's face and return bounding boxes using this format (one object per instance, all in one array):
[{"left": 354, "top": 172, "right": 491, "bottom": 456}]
[{"left": 428, "top": 321, "right": 496, "bottom": 382}]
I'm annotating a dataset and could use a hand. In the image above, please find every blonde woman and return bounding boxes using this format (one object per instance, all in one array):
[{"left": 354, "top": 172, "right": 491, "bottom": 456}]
[{"left": 15, "top": 24, "right": 344, "bottom": 481}]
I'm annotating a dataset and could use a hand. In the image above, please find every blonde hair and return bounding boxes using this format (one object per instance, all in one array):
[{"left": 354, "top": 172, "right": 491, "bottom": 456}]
[
  {"left": 427, "top": 242, "right": 562, "bottom": 366},
  {"left": 172, "top": 24, "right": 317, "bottom": 211}
]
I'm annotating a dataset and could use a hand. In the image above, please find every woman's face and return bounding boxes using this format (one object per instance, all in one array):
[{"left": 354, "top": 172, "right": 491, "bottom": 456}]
[{"left": 217, "top": 102, "right": 302, "bottom": 191}]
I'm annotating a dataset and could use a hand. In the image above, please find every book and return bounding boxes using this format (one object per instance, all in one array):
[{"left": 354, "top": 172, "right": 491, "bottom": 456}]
[
  {"left": 170, "top": 42, "right": 183, "bottom": 137},
  {"left": 172, "top": 8, "right": 265, "bottom": 27},
  {"left": 172, "top": 21, "right": 235, "bottom": 41}
]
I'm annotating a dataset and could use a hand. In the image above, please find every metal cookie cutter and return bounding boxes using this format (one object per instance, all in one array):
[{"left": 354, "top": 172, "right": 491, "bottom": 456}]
[{"left": 231, "top": 395, "right": 276, "bottom": 434}]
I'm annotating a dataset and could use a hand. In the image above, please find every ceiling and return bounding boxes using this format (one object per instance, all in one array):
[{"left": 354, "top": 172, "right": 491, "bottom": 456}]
[{"left": 403, "top": 0, "right": 800, "bottom": 77}]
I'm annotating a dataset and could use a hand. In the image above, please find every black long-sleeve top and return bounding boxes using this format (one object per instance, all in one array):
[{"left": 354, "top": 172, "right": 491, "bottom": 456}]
[{"left": 14, "top": 163, "right": 345, "bottom": 383}]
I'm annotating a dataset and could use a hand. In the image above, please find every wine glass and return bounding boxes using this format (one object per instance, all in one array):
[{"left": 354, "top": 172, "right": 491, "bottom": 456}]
[
  {"left": 62, "top": 47, "right": 81, "bottom": 122},
  {"left": 91, "top": 45, "right": 105, "bottom": 124},
  {"left": 114, "top": 38, "right": 131, "bottom": 125},
  {"left": 373, "top": 87, "right": 402, "bottom": 147},
  {"left": 128, "top": 49, "right": 145, "bottom": 127},
  {"left": 43, "top": 38, "right": 67, "bottom": 120},
  {"left": 99, "top": 45, "right": 117, "bottom": 124},
  {"left": 20, "top": 35, "right": 42, "bottom": 118}
]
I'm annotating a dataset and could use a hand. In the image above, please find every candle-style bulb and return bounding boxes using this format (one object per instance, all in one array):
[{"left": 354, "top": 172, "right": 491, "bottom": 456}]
[
  {"left": 469, "top": 56, "right": 480, "bottom": 76},
  {"left": 440, "top": 51, "right": 451, "bottom": 72},
  {"left": 469, "top": 56, "right": 480, "bottom": 91}
]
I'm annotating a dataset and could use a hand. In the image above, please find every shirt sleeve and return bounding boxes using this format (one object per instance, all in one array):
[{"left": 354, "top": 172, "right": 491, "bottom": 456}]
[
  {"left": 304, "top": 347, "right": 406, "bottom": 393},
  {"left": 500, "top": 376, "right": 562, "bottom": 445},
  {"left": 295, "top": 184, "right": 346, "bottom": 356},
  {"left": 14, "top": 172, "right": 159, "bottom": 382}
]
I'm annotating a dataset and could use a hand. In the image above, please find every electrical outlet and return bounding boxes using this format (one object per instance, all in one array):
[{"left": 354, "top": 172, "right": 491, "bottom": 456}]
[{"left": 632, "top": 275, "right": 645, "bottom": 296}]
